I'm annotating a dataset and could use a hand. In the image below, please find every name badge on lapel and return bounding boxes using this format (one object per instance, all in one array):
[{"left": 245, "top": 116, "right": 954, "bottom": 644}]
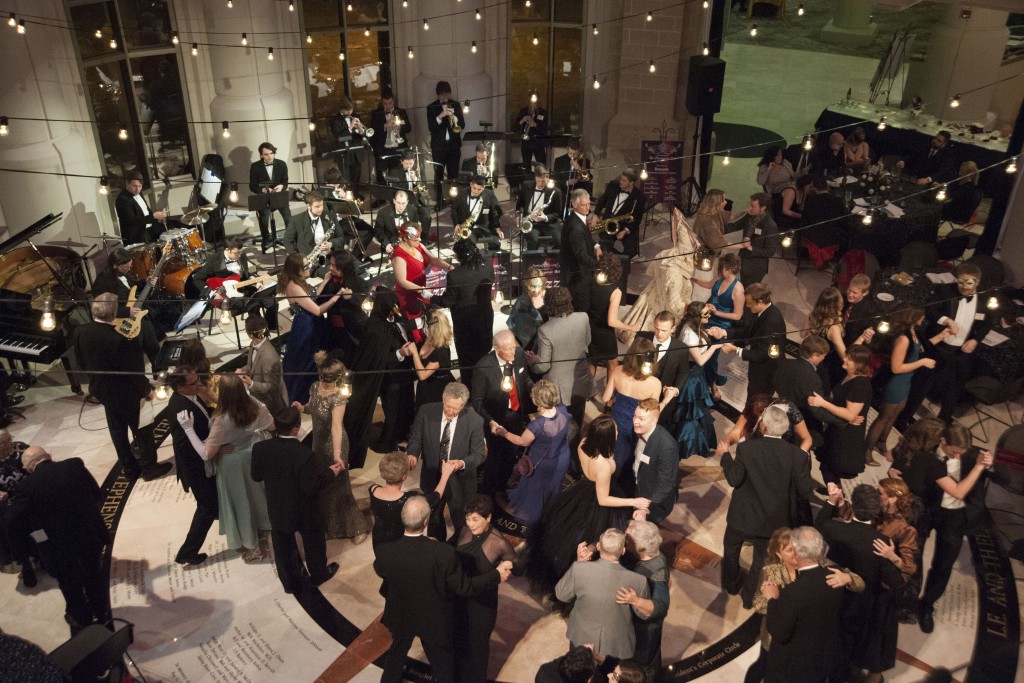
[{"left": 638, "top": 453, "right": 651, "bottom": 465}]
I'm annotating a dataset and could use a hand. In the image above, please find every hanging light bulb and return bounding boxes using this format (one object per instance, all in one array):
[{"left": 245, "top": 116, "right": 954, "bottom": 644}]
[
  {"left": 339, "top": 370, "right": 353, "bottom": 398},
  {"left": 155, "top": 381, "right": 170, "bottom": 402},
  {"left": 722, "top": 151, "right": 730, "bottom": 165},
  {"left": 7, "top": 14, "right": 16, "bottom": 28},
  {"left": 98, "top": 176, "right": 110, "bottom": 195},
  {"left": 1007, "top": 158, "right": 1018, "bottom": 174},
  {"left": 219, "top": 308, "right": 233, "bottom": 325},
  {"left": 227, "top": 0, "right": 233, "bottom": 7},
  {"left": 471, "top": 40, "right": 477, "bottom": 53},
  {"left": 402, "top": 0, "right": 408, "bottom": 6},
  {"left": 546, "top": 178, "right": 555, "bottom": 189},
  {"left": 339, "top": 48, "right": 345, "bottom": 61},
  {"left": 423, "top": 18, "right": 429, "bottom": 30},
  {"left": 949, "top": 94, "right": 960, "bottom": 109},
  {"left": 475, "top": 9, "right": 482, "bottom": 20},
  {"left": 117, "top": 128, "right": 128, "bottom": 140},
  {"left": 781, "top": 232, "right": 793, "bottom": 248},
  {"left": 876, "top": 319, "right": 890, "bottom": 333},
  {"left": 595, "top": 269, "right": 608, "bottom": 285},
  {"left": 364, "top": 27, "right": 370, "bottom": 37},
  {"left": 462, "top": 100, "right": 470, "bottom": 114},
  {"left": 306, "top": 33, "right": 312, "bottom": 44},
  {"left": 702, "top": 42, "right": 710, "bottom": 56},
  {"left": 639, "top": 165, "right": 649, "bottom": 180},
  {"left": 171, "top": 31, "right": 179, "bottom": 45},
  {"left": 768, "top": 344, "right": 780, "bottom": 359},
  {"left": 229, "top": 182, "right": 239, "bottom": 203},
  {"left": 986, "top": 296, "right": 999, "bottom": 311},
  {"left": 308, "top": 118, "right": 316, "bottom": 132},
  {"left": 935, "top": 184, "right": 947, "bottom": 202},
  {"left": 407, "top": 45, "right": 414, "bottom": 59},
  {"left": 94, "top": 29, "right": 102, "bottom": 38},
  {"left": 16, "top": 19, "right": 25, "bottom": 34},
  {"left": 288, "top": 1, "right": 294, "bottom": 11},
  {"left": 802, "top": 135, "right": 813, "bottom": 151},
  {"left": 191, "top": 42, "right": 199, "bottom": 56},
  {"left": 530, "top": 91, "right": 538, "bottom": 104},
  {"left": 698, "top": 251, "right": 713, "bottom": 271},
  {"left": 241, "top": 32, "right": 248, "bottom": 46},
  {"left": 347, "top": 2, "right": 353, "bottom": 9},
  {"left": 703, "top": 0, "right": 709, "bottom": 7},
  {"left": 533, "top": 32, "right": 539, "bottom": 45},
  {"left": 646, "top": 11, "right": 653, "bottom": 22},
  {"left": 648, "top": 60, "right": 656, "bottom": 73},
  {"left": 592, "top": 75, "right": 600, "bottom": 90},
  {"left": 360, "top": 294, "right": 374, "bottom": 314},
  {"left": 797, "top": 3, "right": 805, "bottom": 15},
  {"left": 877, "top": 116, "right": 887, "bottom": 131},
  {"left": 862, "top": 212, "right": 873, "bottom": 225},
  {"left": 221, "top": 121, "right": 231, "bottom": 138},
  {"left": 39, "top": 295, "right": 56, "bottom": 332},
  {"left": 525, "top": 0, "right": 531, "bottom": 6},
  {"left": 494, "top": 289, "right": 505, "bottom": 305},
  {"left": 449, "top": 184, "right": 459, "bottom": 198},
  {"left": 750, "top": 24, "right": 758, "bottom": 37},
  {"left": 500, "top": 366, "right": 514, "bottom": 392},
  {"left": 640, "top": 351, "right": 654, "bottom": 377},
  {"left": 593, "top": 24, "right": 599, "bottom": 35},
  {"left": 267, "top": 47, "right": 274, "bottom": 60}
]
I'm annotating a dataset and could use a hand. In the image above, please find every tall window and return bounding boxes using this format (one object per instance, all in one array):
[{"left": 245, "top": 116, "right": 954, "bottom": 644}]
[
  {"left": 509, "top": 0, "right": 585, "bottom": 135},
  {"left": 302, "top": 0, "right": 391, "bottom": 161},
  {"left": 69, "top": 0, "right": 194, "bottom": 192}
]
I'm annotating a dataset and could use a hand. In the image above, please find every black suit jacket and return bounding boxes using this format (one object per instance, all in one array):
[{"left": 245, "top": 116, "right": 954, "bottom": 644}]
[
  {"left": 73, "top": 321, "right": 151, "bottom": 405},
  {"left": 373, "top": 534, "right": 498, "bottom": 641},
  {"left": 637, "top": 332, "right": 688, "bottom": 393},
  {"left": 721, "top": 436, "right": 816, "bottom": 537},
  {"left": 407, "top": 403, "right": 485, "bottom": 505},
  {"left": 560, "top": 212, "right": 597, "bottom": 284},
  {"left": 426, "top": 99, "right": 465, "bottom": 150},
  {"left": 816, "top": 503, "right": 903, "bottom": 592},
  {"left": 514, "top": 106, "right": 549, "bottom": 143},
  {"left": 384, "top": 169, "right": 430, "bottom": 208},
  {"left": 460, "top": 158, "right": 497, "bottom": 187},
  {"left": 732, "top": 304, "right": 787, "bottom": 397},
  {"left": 595, "top": 181, "right": 645, "bottom": 231},
  {"left": 516, "top": 183, "right": 563, "bottom": 226},
  {"left": 774, "top": 357, "right": 836, "bottom": 446},
  {"left": 471, "top": 350, "right": 534, "bottom": 427},
  {"left": 248, "top": 158, "right": 288, "bottom": 194},
  {"left": 926, "top": 285, "right": 992, "bottom": 345},
  {"left": 842, "top": 297, "right": 876, "bottom": 348},
  {"left": 635, "top": 425, "right": 680, "bottom": 524},
  {"left": 284, "top": 210, "right": 344, "bottom": 255},
  {"left": 251, "top": 436, "right": 333, "bottom": 533},
  {"left": 369, "top": 106, "right": 411, "bottom": 157},
  {"left": 167, "top": 391, "right": 212, "bottom": 494},
  {"left": 907, "top": 145, "right": 957, "bottom": 185},
  {"left": 551, "top": 153, "right": 593, "bottom": 198},
  {"left": 190, "top": 251, "right": 256, "bottom": 294},
  {"left": 451, "top": 190, "right": 500, "bottom": 231},
  {"left": 431, "top": 262, "right": 493, "bottom": 311},
  {"left": 765, "top": 565, "right": 845, "bottom": 683},
  {"left": 92, "top": 268, "right": 141, "bottom": 318},
  {"left": 115, "top": 189, "right": 160, "bottom": 245},
  {"left": 732, "top": 212, "right": 779, "bottom": 284},
  {"left": 373, "top": 204, "right": 413, "bottom": 247}
]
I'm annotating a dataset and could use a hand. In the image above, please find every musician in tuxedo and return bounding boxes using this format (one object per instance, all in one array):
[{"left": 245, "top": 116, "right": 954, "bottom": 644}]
[
  {"left": 515, "top": 97, "right": 549, "bottom": 169},
  {"left": 515, "top": 164, "right": 563, "bottom": 250},
  {"left": 73, "top": 293, "right": 171, "bottom": 481},
  {"left": 114, "top": 171, "right": 167, "bottom": 245},
  {"left": 374, "top": 495, "right": 510, "bottom": 683},
  {"left": 191, "top": 237, "right": 278, "bottom": 331},
  {"left": 327, "top": 96, "right": 368, "bottom": 192},
  {"left": 595, "top": 169, "right": 645, "bottom": 257},
  {"left": 719, "top": 283, "right": 786, "bottom": 400},
  {"left": 251, "top": 407, "right": 341, "bottom": 594},
  {"left": 459, "top": 143, "right": 498, "bottom": 188},
  {"left": 451, "top": 175, "right": 502, "bottom": 251},
  {"left": 373, "top": 190, "right": 415, "bottom": 257},
  {"left": 405, "top": 383, "right": 485, "bottom": 541},
  {"left": 552, "top": 138, "right": 593, "bottom": 202},
  {"left": 321, "top": 167, "right": 374, "bottom": 260},
  {"left": 630, "top": 399, "right": 680, "bottom": 525},
  {"left": 248, "top": 141, "right": 291, "bottom": 253},
  {"left": 471, "top": 330, "right": 534, "bottom": 494},
  {"left": 762, "top": 527, "right": 845, "bottom": 683},
  {"left": 91, "top": 247, "right": 163, "bottom": 366},
  {"left": 731, "top": 193, "right": 778, "bottom": 286},
  {"left": 283, "top": 191, "right": 347, "bottom": 277},
  {"left": 384, "top": 150, "right": 431, "bottom": 236},
  {"left": 236, "top": 317, "right": 288, "bottom": 417},
  {"left": 166, "top": 365, "right": 218, "bottom": 567},
  {"left": 369, "top": 87, "right": 411, "bottom": 184},
  {"left": 716, "top": 404, "right": 817, "bottom": 608},
  {"left": 426, "top": 80, "right": 465, "bottom": 204},
  {"left": 561, "top": 188, "right": 602, "bottom": 314},
  {"left": 637, "top": 311, "right": 689, "bottom": 432},
  {"left": 897, "top": 130, "right": 957, "bottom": 186},
  {"left": 9, "top": 448, "right": 110, "bottom": 633}
]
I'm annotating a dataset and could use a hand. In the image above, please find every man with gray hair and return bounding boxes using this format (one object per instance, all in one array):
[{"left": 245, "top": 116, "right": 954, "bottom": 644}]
[
  {"left": 471, "top": 330, "right": 533, "bottom": 493},
  {"left": 762, "top": 526, "right": 845, "bottom": 682},
  {"left": 555, "top": 527, "right": 650, "bottom": 660},
  {"left": 72, "top": 293, "right": 171, "bottom": 481},
  {"left": 560, "top": 188, "right": 602, "bottom": 312},
  {"left": 717, "top": 404, "right": 817, "bottom": 608},
  {"left": 406, "top": 382, "right": 486, "bottom": 541},
  {"left": 374, "top": 496, "right": 511, "bottom": 683}
]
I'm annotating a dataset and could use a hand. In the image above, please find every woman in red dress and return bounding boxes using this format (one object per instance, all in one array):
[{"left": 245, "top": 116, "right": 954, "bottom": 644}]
[{"left": 391, "top": 222, "right": 452, "bottom": 319}]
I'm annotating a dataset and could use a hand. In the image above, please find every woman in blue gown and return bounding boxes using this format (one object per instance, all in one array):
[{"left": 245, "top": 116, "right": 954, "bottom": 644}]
[
  {"left": 674, "top": 301, "right": 720, "bottom": 458},
  {"left": 691, "top": 253, "right": 744, "bottom": 399},
  {"left": 601, "top": 337, "right": 662, "bottom": 472}
]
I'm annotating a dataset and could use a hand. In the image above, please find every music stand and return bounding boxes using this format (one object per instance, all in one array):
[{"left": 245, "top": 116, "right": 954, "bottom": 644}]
[{"left": 247, "top": 191, "right": 289, "bottom": 268}]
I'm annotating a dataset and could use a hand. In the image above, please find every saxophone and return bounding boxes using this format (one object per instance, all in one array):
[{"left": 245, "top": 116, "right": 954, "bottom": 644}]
[
  {"left": 590, "top": 214, "right": 633, "bottom": 235},
  {"left": 454, "top": 197, "right": 484, "bottom": 240},
  {"left": 304, "top": 220, "right": 336, "bottom": 268}
]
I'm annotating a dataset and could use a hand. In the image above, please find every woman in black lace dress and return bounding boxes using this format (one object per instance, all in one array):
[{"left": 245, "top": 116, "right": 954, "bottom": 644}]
[
  {"left": 368, "top": 452, "right": 456, "bottom": 550},
  {"left": 411, "top": 308, "right": 455, "bottom": 409}
]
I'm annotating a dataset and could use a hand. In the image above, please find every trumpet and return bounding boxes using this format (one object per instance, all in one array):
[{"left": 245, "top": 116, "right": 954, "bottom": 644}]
[
  {"left": 444, "top": 105, "right": 462, "bottom": 134},
  {"left": 350, "top": 117, "right": 374, "bottom": 138},
  {"left": 521, "top": 119, "right": 532, "bottom": 141}
]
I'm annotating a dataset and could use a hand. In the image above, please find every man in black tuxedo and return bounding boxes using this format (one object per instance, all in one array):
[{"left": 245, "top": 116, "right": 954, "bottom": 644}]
[
  {"left": 191, "top": 237, "right": 278, "bottom": 331},
  {"left": 114, "top": 171, "right": 167, "bottom": 245},
  {"left": 774, "top": 335, "right": 832, "bottom": 448},
  {"left": 841, "top": 274, "right": 876, "bottom": 348},
  {"left": 561, "top": 188, "right": 602, "bottom": 313},
  {"left": 763, "top": 526, "right": 845, "bottom": 683},
  {"left": 595, "top": 169, "right": 645, "bottom": 258},
  {"left": 248, "top": 141, "right": 291, "bottom": 253},
  {"left": 719, "top": 283, "right": 786, "bottom": 401},
  {"left": 809, "top": 132, "right": 845, "bottom": 179},
  {"left": 73, "top": 293, "right": 171, "bottom": 481},
  {"left": 637, "top": 311, "right": 689, "bottom": 432},
  {"left": 629, "top": 399, "right": 680, "bottom": 525},
  {"left": 716, "top": 404, "right": 817, "bottom": 607},
  {"left": 426, "top": 80, "right": 465, "bottom": 204},
  {"left": 374, "top": 495, "right": 511, "bottom": 683},
  {"left": 451, "top": 175, "right": 502, "bottom": 251},
  {"left": 552, "top": 139, "right": 594, "bottom": 207},
  {"left": 459, "top": 143, "right": 497, "bottom": 188},
  {"left": 406, "top": 383, "right": 486, "bottom": 541},
  {"left": 731, "top": 193, "right": 778, "bottom": 286},
  {"left": 251, "top": 407, "right": 342, "bottom": 593},
  {"left": 384, "top": 150, "right": 432, "bottom": 236},
  {"left": 10, "top": 448, "right": 111, "bottom": 633},
  {"left": 369, "top": 87, "right": 411, "bottom": 184},
  {"left": 373, "top": 189, "right": 412, "bottom": 256},
  {"left": 515, "top": 163, "right": 563, "bottom": 250},
  {"left": 283, "top": 191, "right": 347, "bottom": 277},
  {"left": 326, "top": 96, "right": 368, "bottom": 192},
  {"left": 515, "top": 98, "right": 549, "bottom": 169},
  {"left": 897, "top": 130, "right": 957, "bottom": 186},
  {"left": 801, "top": 175, "right": 847, "bottom": 254},
  {"left": 166, "top": 365, "right": 217, "bottom": 566},
  {"left": 91, "top": 247, "right": 163, "bottom": 366},
  {"left": 471, "top": 330, "right": 533, "bottom": 494}
]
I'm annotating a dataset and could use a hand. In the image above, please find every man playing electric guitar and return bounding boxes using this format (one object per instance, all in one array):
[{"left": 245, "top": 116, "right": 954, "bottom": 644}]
[{"left": 191, "top": 237, "right": 279, "bottom": 331}]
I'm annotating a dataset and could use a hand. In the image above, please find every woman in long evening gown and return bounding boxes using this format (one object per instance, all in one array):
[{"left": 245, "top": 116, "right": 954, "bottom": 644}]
[
  {"left": 391, "top": 221, "right": 452, "bottom": 320},
  {"left": 674, "top": 301, "right": 720, "bottom": 458},
  {"left": 278, "top": 253, "right": 346, "bottom": 404},
  {"left": 809, "top": 345, "right": 874, "bottom": 485},
  {"left": 294, "top": 352, "right": 369, "bottom": 543},
  {"left": 177, "top": 374, "right": 273, "bottom": 562},
  {"left": 588, "top": 252, "right": 638, "bottom": 375},
  {"left": 454, "top": 495, "right": 521, "bottom": 683},
  {"left": 602, "top": 337, "right": 662, "bottom": 472},
  {"left": 691, "top": 253, "right": 745, "bottom": 399},
  {"left": 526, "top": 415, "right": 650, "bottom": 594},
  {"left": 411, "top": 308, "right": 455, "bottom": 409},
  {"left": 495, "top": 380, "right": 572, "bottom": 527}
]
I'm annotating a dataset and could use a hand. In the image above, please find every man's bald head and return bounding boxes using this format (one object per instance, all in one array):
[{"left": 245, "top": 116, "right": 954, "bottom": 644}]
[{"left": 21, "top": 447, "right": 51, "bottom": 473}]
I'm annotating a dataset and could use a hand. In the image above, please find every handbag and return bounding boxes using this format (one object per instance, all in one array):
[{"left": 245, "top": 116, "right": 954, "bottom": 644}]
[{"left": 516, "top": 449, "right": 535, "bottom": 477}]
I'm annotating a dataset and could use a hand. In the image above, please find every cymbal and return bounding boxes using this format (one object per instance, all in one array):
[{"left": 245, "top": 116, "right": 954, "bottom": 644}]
[
  {"left": 198, "top": 204, "right": 217, "bottom": 214},
  {"left": 181, "top": 207, "right": 210, "bottom": 225}
]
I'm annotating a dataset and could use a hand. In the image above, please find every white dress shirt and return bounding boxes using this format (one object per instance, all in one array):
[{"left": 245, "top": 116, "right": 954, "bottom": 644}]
[{"left": 939, "top": 295, "right": 978, "bottom": 347}]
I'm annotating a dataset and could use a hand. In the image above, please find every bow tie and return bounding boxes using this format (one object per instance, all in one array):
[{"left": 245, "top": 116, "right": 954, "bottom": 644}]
[
  {"left": 963, "top": 295, "right": 974, "bottom": 303},
  {"left": 535, "top": 187, "right": 546, "bottom": 194},
  {"left": 397, "top": 212, "right": 408, "bottom": 220},
  {"left": 264, "top": 163, "right": 274, "bottom": 167}
]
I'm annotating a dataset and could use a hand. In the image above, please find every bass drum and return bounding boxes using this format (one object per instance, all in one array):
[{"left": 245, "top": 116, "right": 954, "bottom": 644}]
[{"left": 162, "top": 265, "right": 201, "bottom": 298}]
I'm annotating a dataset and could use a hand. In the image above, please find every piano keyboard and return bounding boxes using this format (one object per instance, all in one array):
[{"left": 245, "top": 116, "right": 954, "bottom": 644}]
[{"left": 0, "top": 333, "right": 54, "bottom": 358}]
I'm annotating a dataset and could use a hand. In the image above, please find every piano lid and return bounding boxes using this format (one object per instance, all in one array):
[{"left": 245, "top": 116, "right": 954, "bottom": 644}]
[{"left": 0, "top": 213, "right": 62, "bottom": 254}]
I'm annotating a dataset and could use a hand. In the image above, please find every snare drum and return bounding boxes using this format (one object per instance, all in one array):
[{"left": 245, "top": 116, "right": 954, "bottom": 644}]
[{"left": 128, "top": 243, "right": 159, "bottom": 281}]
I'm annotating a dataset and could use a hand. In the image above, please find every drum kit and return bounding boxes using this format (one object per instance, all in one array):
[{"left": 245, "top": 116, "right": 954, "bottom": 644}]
[{"left": 124, "top": 205, "right": 215, "bottom": 297}]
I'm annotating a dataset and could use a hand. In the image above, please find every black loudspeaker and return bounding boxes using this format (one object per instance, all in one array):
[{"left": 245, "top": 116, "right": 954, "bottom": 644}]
[{"left": 686, "top": 56, "right": 726, "bottom": 117}]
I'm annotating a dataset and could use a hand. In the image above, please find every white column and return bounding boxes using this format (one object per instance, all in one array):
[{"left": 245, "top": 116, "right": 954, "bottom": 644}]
[{"left": 820, "top": 0, "right": 878, "bottom": 48}]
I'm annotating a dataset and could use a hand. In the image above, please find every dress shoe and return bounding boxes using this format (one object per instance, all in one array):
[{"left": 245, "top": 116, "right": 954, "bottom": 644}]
[
  {"left": 919, "top": 606, "right": 935, "bottom": 633},
  {"left": 370, "top": 441, "right": 398, "bottom": 454},
  {"left": 20, "top": 564, "right": 36, "bottom": 588},
  {"left": 6, "top": 395, "right": 24, "bottom": 407},
  {"left": 261, "top": 241, "right": 270, "bottom": 254},
  {"left": 141, "top": 461, "right": 173, "bottom": 481},
  {"left": 313, "top": 562, "right": 339, "bottom": 587},
  {"left": 122, "top": 464, "right": 142, "bottom": 480},
  {"left": 85, "top": 394, "right": 101, "bottom": 406},
  {"left": 175, "top": 552, "right": 208, "bottom": 567}
]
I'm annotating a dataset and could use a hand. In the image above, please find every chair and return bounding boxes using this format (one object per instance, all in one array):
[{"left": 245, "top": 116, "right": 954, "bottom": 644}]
[
  {"left": 834, "top": 249, "right": 879, "bottom": 291},
  {"left": 992, "top": 423, "right": 1024, "bottom": 496},
  {"left": 49, "top": 620, "right": 134, "bottom": 682},
  {"left": 934, "top": 231, "right": 971, "bottom": 263},
  {"left": 963, "top": 375, "right": 1023, "bottom": 442},
  {"left": 205, "top": 303, "right": 243, "bottom": 349},
  {"left": 964, "top": 254, "right": 1005, "bottom": 289},
  {"left": 898, "top": 241, "right": 938, "bottom": 272}
]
